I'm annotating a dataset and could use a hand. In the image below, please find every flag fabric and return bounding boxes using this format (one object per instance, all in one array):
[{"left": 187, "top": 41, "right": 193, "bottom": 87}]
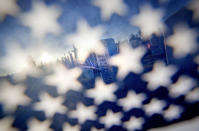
[{"left": 0, "top": 0, "right": 199, "bottom": 131}]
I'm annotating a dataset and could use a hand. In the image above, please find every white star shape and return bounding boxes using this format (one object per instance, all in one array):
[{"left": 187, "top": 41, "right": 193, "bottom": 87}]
[
  {"left": 131, "top": 4, "right": 165, "bottom": 38},
  {"left": 0, "top": 44, "right": 35, "bottom": 75},
  {"left": 12, "top": 61, "right": 41, "bottom": 82},
  {"left": 0, "top": 117, "right": 18, "bottom": 131},
  {"left": 166, "top": 24, "right": 198, "bottom": 58},
  {"left": 21, "top": 1, "right": 61, "bottom": 39},
  {"left": 93, "top": 0, "right": 127, "bottom": 20},
  {"left": 185, "top": 88, "right": 199, "bottom": 103},
  {"left": 63, "top": 123, "right": 80, "bottom": 131},
  {"left": 124, "top": 116, "right": 144, "bottom": 131},
  {"left": 33, "top": 92, "right": 67, "bottom": 118},
  {"left": 142, "top": 61, "right": 177, "bottom": 91},
  {"left": 27, "top": 118, "right": 53, "bottom": 131},
  {"left": 144, "top": 99, "right": 166, "bottom": 116},
  {"left": 69, "top": 103, "right": 97, "bottom": 124},
  {"left": 99, "top": 110, "right": 122, "bottom": 129},
  {"left": 109, "top": 43, "right": 146, "bottom": 79},
  {"left": 85, "top": 79, "right": 117, "bottom": 105},
  {"left": 0, "top": 0, "right": 19, "bottom": 21},
  {"left": 66, "top": 20, "right": 105, "bottom": 63},
  {"left": 169, "top": 75, "right": 196, "bottom": 98},
  {"left": 188, "top": 0, "right": 199, "bottom": 21},
  {"left": 118, "top": 91, "right": 146, "bottom": 111},
  {"left": 163, "top": 105, "right": 183, "bottom": 121},
  {"left": 45, "top": 63, "right": 82, "bottom": 94},
  {"left": 0, "top": 81, "right": 30, "bottom": 112}
]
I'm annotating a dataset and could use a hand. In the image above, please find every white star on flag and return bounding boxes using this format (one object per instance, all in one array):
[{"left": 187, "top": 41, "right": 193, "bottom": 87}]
[
  {"left": 169, "top": 75, "right": 196, "bottom": 98},
  {"left": 21, "top": 1, "right": 61, "bottom": 39},
  {"left": 93, "top": 0, "right": 127, "bottom": 20},
  {"left": 33, "top": 93, "right": 67, "bottom": 118},
  {"left": 142, "top": 61, "right": 177, "bottom": 91},
  {"left": 118, "top": 91, "right": 146, "bottom": 111},
  {"left": 0, "top": 81, "right": 30, "bottom": 112},
  {"left": 99, "top": 110, "right": 122, "bottom": 129},
  {"left": 69, "top": 103, "right": 97, "bottom": 124},
  {"left": 85, "top": 78, "right": 117, "bottom": 105},
  {"left": 124, "top": 116, "right": 144, "bottom": 131},
  {"left": 131, "top": 4, "right": 165, "bottom": 39},
  {"left": 163, "top": 105, "right": 183, "bottom": 121},
  {"left": 166, "top": 24, "right": 198, "bottom": 58},
  {"left": 109, "top": 43, "right": 146, "bottom": 79},
  {"left": 144, "top": 99, "right": 166, "bottom": 116},
  {"left": 45, "top": 63, "right": 82, "bottom": 94},
  {"left": 0, "top": 43, "right": 35, "bottom": 76}
]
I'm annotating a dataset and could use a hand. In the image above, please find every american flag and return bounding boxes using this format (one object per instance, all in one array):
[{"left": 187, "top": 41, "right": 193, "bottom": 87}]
[{"left": 0, "top": 0, "right": 199, "bottom": 131}]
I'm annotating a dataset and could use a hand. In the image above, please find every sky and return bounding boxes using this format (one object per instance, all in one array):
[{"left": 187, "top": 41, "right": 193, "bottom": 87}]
[{"left": 0, "top": 0, "right": 190, "bottom": 57}]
